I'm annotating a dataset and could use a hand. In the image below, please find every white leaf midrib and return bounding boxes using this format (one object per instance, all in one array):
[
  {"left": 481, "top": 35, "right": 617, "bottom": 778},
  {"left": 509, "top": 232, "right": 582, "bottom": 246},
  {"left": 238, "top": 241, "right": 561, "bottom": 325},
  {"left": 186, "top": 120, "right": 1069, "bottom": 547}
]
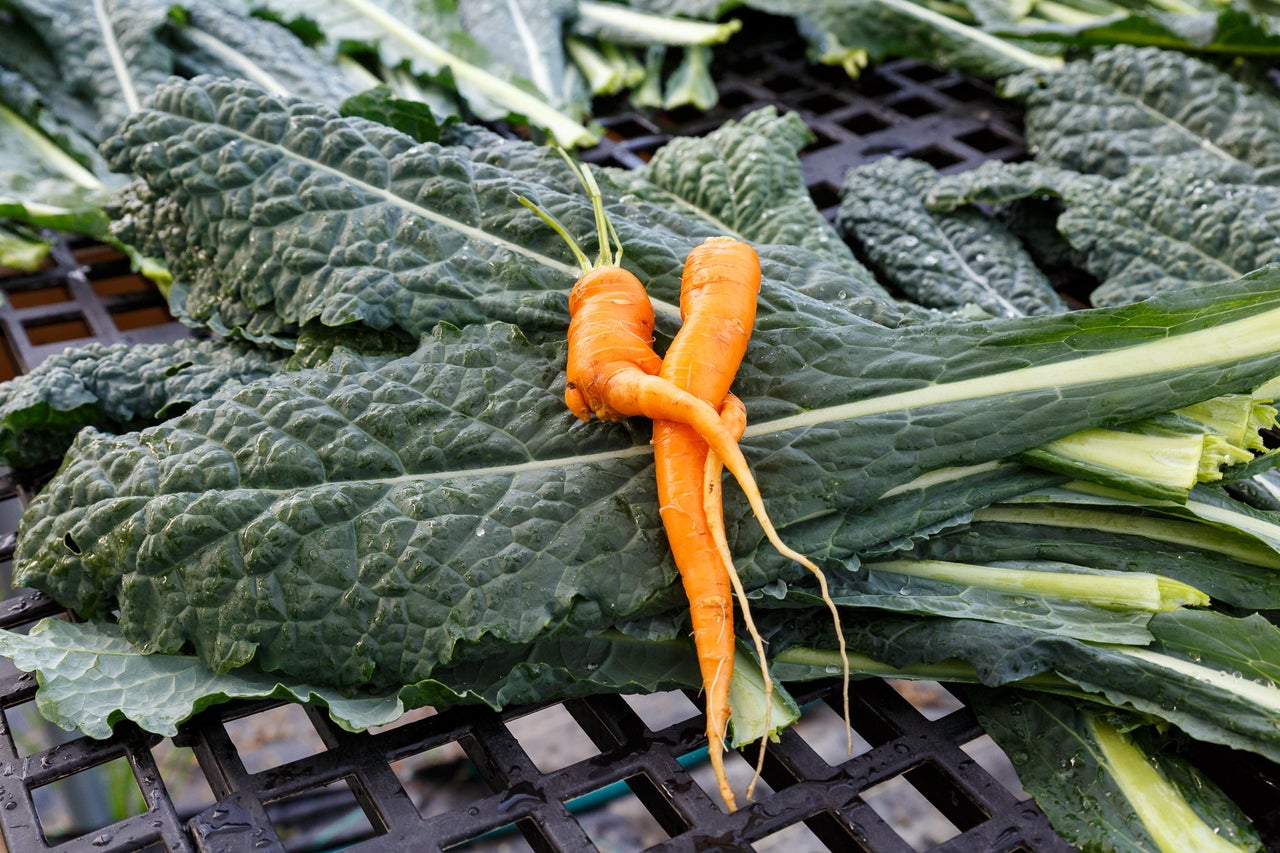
[
  {"left": 182, "top": 90, "right": 688, "bottom": 319},
  {"left": 93, "top": 0, "right": 140, "bottom": 115},
  {"left": 211, "top": 298, "right": 1280, "bottom": 494}
]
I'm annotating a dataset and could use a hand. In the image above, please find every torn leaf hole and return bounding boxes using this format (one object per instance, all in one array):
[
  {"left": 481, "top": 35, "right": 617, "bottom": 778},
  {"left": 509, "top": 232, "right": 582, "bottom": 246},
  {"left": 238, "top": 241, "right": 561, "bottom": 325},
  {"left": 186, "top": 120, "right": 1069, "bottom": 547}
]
[{"left": 63, "top": 533, "right": 82, "bottom": 554}]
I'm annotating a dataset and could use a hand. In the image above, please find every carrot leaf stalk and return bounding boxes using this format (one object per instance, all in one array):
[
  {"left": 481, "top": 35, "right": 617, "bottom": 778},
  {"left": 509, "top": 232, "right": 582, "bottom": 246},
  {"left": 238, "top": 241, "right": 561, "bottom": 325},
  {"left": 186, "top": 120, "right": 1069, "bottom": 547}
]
[{"left": 515, "top": 148, "right": 621, "bottom": 273}]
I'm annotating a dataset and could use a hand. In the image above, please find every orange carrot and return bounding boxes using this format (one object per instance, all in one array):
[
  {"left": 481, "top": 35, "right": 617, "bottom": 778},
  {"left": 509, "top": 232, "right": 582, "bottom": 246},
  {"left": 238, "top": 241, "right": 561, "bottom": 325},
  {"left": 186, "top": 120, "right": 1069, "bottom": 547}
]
[
  {"left": 659, "top": 393, "right": 775, "bottom": 808},
  {"left": 563, "top": 266, "right": 663, "bottom": 419},
  {"left": 665, "top": 238, "right": 849, "bottom": 807},
  {"left": 522, "top": 156, "right": 848, "bottom": 811},
  {"left": 654, "top": 238, "right": 767, "bottom": 810},
  {"left": 697, "top": 393, "right": 774, "bottom": 800},
  {"left": 652, "top": 408, "right": 740, "bottom": 810}
]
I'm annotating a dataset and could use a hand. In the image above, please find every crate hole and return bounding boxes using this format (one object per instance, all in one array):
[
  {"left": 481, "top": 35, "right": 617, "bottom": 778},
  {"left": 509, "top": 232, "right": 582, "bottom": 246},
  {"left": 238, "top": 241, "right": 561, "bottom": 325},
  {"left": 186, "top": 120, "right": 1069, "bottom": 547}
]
[
  {"left": 688, "top": 744, "right": 775, "bottom": 812},
  {"left": 6, "top": 284, "right": 71, "bottom": 309},
  {"left": 73, "top": 243, "right": 127, "bottom": 267},
  {"left": 958, "top": 127, "right": 1016, "bottom": 154},
  {"left": 900, "top": 63, "right": 946, "bottom": 82},
  {"left": 903, "top": 761, "right": 988, "bottom": 830},
  {"left": 567, "top": 775, "right": 671, "bottom": 848},
  {"left": 91, "top": 274, "right": 153, "bottom": 298},
  {"left": 795, "top": 92, "right": 847, "bottom": 115},
  {"left": 859, "top": 774, "right": 962, "bottom": 851},
  {"left": 660, "top": 104, "right": 711, "bottom": 128},
  {"left": 0, "top": 332, "right": 17, "bottom": 381},
  {"left": 762, "top": 72, "right": 807, "bottom": 93},
  {"left": 22, "top": 314, "right": 91, "bottom": 346},
  {"left": 266, "top": 777, "right": 379, "bottom": 851},
  {"left": 110, "top": 304, "right": 174, "bottom": 331},
  {"left": 716, "top": 87, "right": 759, "bottom": 111},
  {"left": 807, "top": 181, "right": 842, "bottom": 211},
  {"left": 795, "top": 698, "right": 873, "bottom": 766},
  {"left": 887, "top": 681, "right": 964, "bottom": 721},
  {"left": 224, "top": 704, "right": 328, "bottom": 774},
  {"left": 856, "top": 74, "right": 899, "bottom": 97},
  {"left": 908, "top": 145, "right": 965, "bottom": 170},
  {"left": 752, "top": 818, "right": 827, "bottom": 852},
  {"left": 810, "top": 63, "right": 858, "bottom": 86},
  {"left": 7, "top": 702, "right": 80, "bottom": 758},
  {"left": 152, "top": 740, "right": 218, "bottom": 816},
  {"left": 506, "top": 704, "right": 601, "bottom": 773},
  {"left": 889, "top": 95, "right": 942, "bottom": 118},
  {"left": 32, "top": 755, "right": 145, "bottom": 843},
  {"left": 839, "top": 111, "right": 890, "bottom": 136},
  {"left": 623, "top": 690, "right": 700, "bottom": 731},
  {"left": 799, "top": 130, "right": 839, "bottom": 157},
  {"left": 961, "top": 734, "right": 1029, "bottom": 800},
  {"left": 940, "top": 80, "right": 994, "bottom": 102},
  {"left": 391, "top": 742, "right": 488, "bottom": 819}
]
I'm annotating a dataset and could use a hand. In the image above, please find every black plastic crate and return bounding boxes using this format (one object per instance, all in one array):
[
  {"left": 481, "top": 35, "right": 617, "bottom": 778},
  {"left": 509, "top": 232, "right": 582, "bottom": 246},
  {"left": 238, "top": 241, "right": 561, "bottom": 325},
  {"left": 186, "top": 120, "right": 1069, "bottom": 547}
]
[{"left": 0, "top": 238, "right": 191, "bottom": 380}]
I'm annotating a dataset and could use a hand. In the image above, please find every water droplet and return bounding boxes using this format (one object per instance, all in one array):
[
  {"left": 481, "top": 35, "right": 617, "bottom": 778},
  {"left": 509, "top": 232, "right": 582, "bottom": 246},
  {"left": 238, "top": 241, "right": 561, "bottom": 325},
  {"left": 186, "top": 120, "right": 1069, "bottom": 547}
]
[
  {"left": 903, "top": 236, "right": 919, "bottom": 248},
  {"left": 91, "top": 833, "right": 114, "bottom": 847},
  {"left": 921, "top": 254, "right": 938, "bottom": 267},
  {"left": 475, "top": 527, "right": 485, "bottom": 537}
]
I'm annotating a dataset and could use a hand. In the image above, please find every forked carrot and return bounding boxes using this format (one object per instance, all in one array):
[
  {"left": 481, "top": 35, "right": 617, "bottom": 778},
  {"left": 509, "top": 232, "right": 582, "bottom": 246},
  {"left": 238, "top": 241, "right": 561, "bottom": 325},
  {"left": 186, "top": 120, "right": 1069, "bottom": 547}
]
[
  {"left": 669, "top": 237, "right": 849, "bottom": 803},
  {"left": 521, "top": 154, "right": 849, "bottom": 811}
]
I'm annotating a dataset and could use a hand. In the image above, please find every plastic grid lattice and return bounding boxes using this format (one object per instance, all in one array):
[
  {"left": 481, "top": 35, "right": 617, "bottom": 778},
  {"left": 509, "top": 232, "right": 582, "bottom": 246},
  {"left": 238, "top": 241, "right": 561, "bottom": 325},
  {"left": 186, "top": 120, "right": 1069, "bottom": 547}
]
[
  {"left": 0, "top": 17, "right": 1268, "bottom": 853},
  {"left": 0, "top": 237, "right": 191, "bottom": 377},
  {"left": 579, "top": 43, "right": 1023, "bottom": 217}
]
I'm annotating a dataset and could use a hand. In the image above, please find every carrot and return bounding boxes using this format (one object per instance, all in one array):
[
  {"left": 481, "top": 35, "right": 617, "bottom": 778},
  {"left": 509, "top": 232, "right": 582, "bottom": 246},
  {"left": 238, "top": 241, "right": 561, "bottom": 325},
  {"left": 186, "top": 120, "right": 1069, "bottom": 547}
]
[
  {"left": 652, "top": 406, "right": 743, "bottom": 811},
  {"left": 522, "top": 155, "right": 848, "bottom": 811},
  {"left": 668, "top": 238, "right": 849, "bottom": 805},
  {"left": 654, "top": 239, "right": 768, "bottom": 810},
  {"left": 667, "top": 393, "right": 777, "bottom": 806}
]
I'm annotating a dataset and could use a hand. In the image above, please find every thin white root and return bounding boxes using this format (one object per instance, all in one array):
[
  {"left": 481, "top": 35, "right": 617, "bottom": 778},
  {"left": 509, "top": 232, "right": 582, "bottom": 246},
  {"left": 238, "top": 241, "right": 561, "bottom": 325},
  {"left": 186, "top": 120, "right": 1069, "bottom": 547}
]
[{"left": 730, "top": 453, "right": 853, "bottom": 757}]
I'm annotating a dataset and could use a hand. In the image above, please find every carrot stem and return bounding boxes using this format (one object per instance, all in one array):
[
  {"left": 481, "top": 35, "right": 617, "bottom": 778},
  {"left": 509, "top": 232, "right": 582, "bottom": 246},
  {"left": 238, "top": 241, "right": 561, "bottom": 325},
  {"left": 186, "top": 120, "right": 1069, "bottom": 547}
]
[{"left": 515, "top": 193, "right": 592, "bottom": 272}]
